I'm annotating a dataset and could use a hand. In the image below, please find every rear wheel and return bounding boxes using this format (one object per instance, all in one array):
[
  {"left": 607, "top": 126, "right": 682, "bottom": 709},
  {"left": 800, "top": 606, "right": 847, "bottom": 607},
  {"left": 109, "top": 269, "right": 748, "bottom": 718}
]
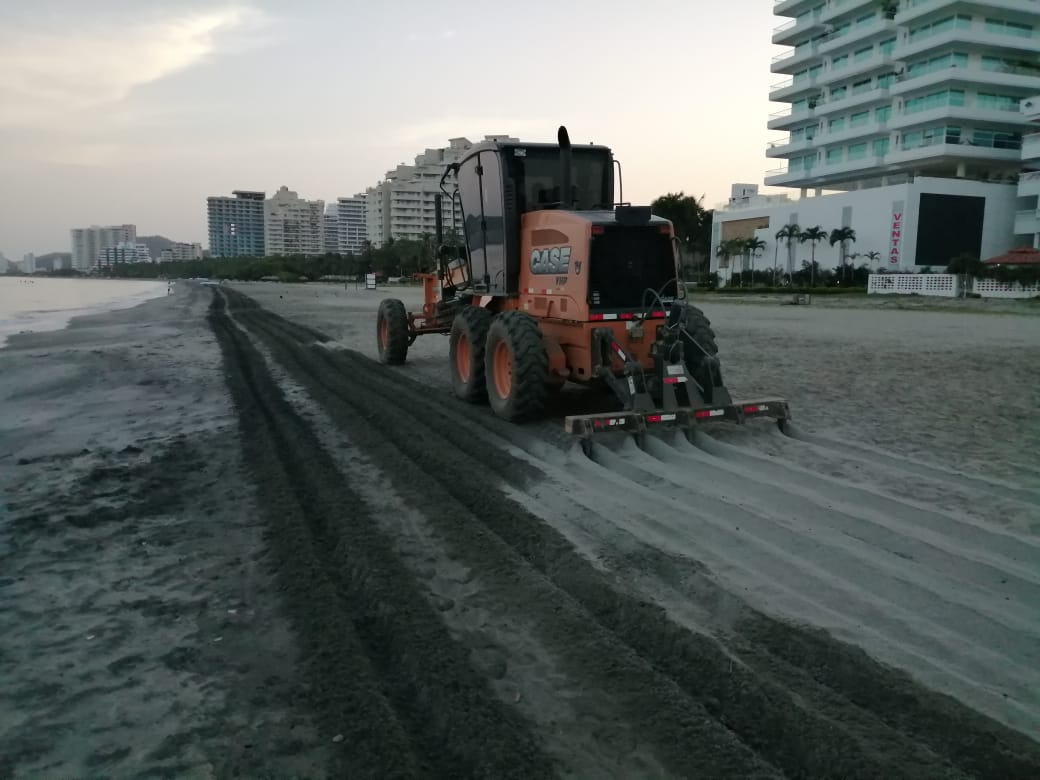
[
  {"left": 376, "top": 298, "right": 409, "bottom": 364},
  {"left": 681, "top": 305, "right": 722, "bottom": 402},
  {"left": 485, "top": 311, "right": 548, "bottom": 422},
  {"left": 449, "top": 305, "right": 492, "bottom": 402}
]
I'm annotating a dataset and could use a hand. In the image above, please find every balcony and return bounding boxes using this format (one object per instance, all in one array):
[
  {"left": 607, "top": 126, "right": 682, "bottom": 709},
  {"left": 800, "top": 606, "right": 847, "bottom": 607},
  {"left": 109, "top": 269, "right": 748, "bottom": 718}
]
[
  {"left": 771, "top": 41, "right": 823, "bottom": 73},
  {"left": 768, "top": 105, "right": 823, "bottom": 130},
  {"left": 897, "top": 27, "right": 1040, "bottom": 63},
  {"left": 886, "top": 141, "right": 1022, "bottom": 166},
  {"left": 766, "top": 135, "right": 818, "bottom": 157},
  {"left": 1014, "top": 208, "right": 1040, "bottom": 235},
  {"left": 818, "top": 18, "right": 896, "bottom": 56},
  {"left": 820, "top": 0, "right": 881, "bottom": 23},
  {"left": 775, "top": 0, "right": 818, "bottom": 15},
  {"left": 773, "top": 10, "right": 829, "bottom": 45},
  {"left": 769, "top": 73, "right": 821, "bottom": 101},
  {"left": 1019, "top": 170, "right": 1040, "bottom": 197},
  {"left": 887, "top": 103, "right": 1032, "bottom": 129},
  {"left": 1023, "top": 97, "right": 1040, "bottom": 123},
  {"left": 898, "top": 0, "right": 1040, "bottom": 27},
  {"left": 811, "top": 84, "right": 894, "bottom": 117},
  {"left": 1024, "top": 132, "right": 1040, "bottom": 161},
  {"left": 889, "top": 66, "right": 1040, "bottom": 96}
]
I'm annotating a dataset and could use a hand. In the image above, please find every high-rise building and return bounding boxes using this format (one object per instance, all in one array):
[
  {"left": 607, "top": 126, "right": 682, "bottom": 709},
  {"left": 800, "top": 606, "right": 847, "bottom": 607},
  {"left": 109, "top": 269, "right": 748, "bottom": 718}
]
[
  {"left": 1016, "top": 94, "right": 1040, "bottom": 247},
  {"left": 263, "top": 186, "right": 324, "bottom": 257},
  {"left": 21, "top": 253, "right": 36, "bottom": 273},
  {"left": 366, "top": 136, "right": 518, "bottom": 247},
  {"left": 336, "top": 194, "right": 367, "bottom": 254},
  {"left": 160, "top": 242, "right": 204, "bottom": 262},
  {"left": 70, "top": 224, "right": 137, "bottom": 270},
  {"left": 710, "top": 0, "right": 1040, "bottom": 277},
  {"left": 207, "top": 190, "right": 265, "bottom": 258},
  {"left": 98, "top": 242, "right": 151, "bottom": 268},
  {"left": 323, "top": 204, "right": 340, "bottom": 254}
]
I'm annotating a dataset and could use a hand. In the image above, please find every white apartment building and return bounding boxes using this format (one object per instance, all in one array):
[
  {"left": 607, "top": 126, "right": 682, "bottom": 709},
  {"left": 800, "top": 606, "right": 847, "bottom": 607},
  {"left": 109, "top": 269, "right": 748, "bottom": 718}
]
[
  {"left": 160, "top": 242, "right": 203, "bottom": 262},
  {"left": 323, "top": 204, "right": 339, "bottom": 254},
  {"left": 71, "top": 224, "right": 137, "bottom": 270},
  {"left": 98, "top": 242, "right": 151, "bottom": 268},
  {"left": 1015, "top": 93, "right": 1040, "bottom": 247},
  {"left": 711, "top": 0, "right": 1040, "bottom": 277},
  {"left": 366, "top": 136, "right": 518, "bottom": 247},
  {"left": 336, "top": 194, "right": 367, "bottom": 254},
  {"left": 264, "top": 186, "right": 325, "bottom": 257}
]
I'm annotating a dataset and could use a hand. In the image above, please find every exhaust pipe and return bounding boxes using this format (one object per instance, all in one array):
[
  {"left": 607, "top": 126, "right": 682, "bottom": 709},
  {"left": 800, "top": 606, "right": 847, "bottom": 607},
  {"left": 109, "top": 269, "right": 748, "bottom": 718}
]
[{"left": 558, "top": 125, "right": 572, "bottom": 209}]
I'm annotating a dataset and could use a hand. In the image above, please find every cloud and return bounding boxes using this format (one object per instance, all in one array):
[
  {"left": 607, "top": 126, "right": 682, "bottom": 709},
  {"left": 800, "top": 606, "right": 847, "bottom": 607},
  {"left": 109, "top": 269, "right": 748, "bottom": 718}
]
[{"left": 0, "top": 3, "right": 270, "bottom": 128}]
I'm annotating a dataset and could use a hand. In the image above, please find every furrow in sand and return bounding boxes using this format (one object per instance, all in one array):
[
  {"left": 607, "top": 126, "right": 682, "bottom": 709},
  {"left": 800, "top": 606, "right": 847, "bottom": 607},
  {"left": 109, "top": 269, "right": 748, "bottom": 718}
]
[
  {"left": 223, "top": 291, "right": 1040, "bottom": 780},
  {"left": 690, "top": 429, "right": 1040, "bottom": 565},
  {"left": 209, "top": 292, "right": 557, "bottom": 779},
  {"left": 564, "top": 442, "right": 1040, "bottom": 725},
  {"left": 649, "top": 432, "right": 1040, "bottom": 618},
  {"left": 232, "top": 304, "right": 789, "bottom": 779},
  {"left": 782, "top": 423, "right": 1040, "bottom": 505},
  {"left": 626, "top": 434, "right": 1040, "bottom": 643}
]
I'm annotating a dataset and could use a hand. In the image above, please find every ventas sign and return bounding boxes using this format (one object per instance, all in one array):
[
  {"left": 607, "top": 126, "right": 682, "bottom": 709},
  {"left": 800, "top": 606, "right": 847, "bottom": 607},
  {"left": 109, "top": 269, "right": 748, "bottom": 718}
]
[{"left": 889, "top": 208, "right": 903, "bottom": 266}]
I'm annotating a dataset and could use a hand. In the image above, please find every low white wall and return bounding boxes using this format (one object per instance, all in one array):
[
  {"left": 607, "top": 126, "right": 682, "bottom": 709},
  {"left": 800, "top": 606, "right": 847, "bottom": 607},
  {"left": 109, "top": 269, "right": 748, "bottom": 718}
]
[
  {"left": 867, "top": 274, "right": 1040, "bottom": 299},
  {"left": 867, "top": 274, "right": 960, "bottom": 297},
  {"left": 972, "top": 278, "right": 1040, "bottom": 299}
]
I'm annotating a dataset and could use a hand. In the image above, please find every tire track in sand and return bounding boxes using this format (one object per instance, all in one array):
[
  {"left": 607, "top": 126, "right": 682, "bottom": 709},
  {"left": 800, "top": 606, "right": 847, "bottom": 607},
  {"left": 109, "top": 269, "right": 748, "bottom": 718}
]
[
  {"left": 225, "top": 287, "right": 1040, "bottom": 780},
  {"left": 209, "top": 291, "right": 556, "bottom": 779}
]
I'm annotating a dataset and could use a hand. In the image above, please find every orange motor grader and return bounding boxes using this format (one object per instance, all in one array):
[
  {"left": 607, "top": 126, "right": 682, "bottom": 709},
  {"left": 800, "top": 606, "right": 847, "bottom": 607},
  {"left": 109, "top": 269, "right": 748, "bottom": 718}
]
[{"left": 375, "top": 127, "right": 789, "bottom": 446}]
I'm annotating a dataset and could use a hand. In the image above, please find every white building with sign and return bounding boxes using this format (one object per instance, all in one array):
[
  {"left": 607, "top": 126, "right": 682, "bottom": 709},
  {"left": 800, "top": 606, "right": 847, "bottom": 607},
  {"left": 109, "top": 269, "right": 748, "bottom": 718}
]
[
  {"left": 710, "top": 0, "right": 1040, "bottom": 279},
  {"left": 1016, "top": 93, "right": 1040, "bottom": 247}
]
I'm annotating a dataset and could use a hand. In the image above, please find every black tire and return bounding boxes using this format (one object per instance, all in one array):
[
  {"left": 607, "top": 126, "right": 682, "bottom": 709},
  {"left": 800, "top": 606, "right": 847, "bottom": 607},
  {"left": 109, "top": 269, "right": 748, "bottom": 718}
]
[
  {"left": 484, "top": 311, "right": 548, "bottom": 422},
  {"left": 376, "top": 298, "right": 409, "bottom": 365},
  {"left": 449, "top": 305, "right": 492, "bottom": 403},
  {"left": 681, "top": 305, "right": 722, "bottom": 402}
]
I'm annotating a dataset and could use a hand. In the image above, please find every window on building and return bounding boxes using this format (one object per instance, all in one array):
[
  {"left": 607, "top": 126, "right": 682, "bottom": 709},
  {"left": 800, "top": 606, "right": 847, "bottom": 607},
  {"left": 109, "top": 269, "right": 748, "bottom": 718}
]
[
  {"left": 876, "top": 105, "right": 892, "bottom": 122},
  {"left": 977, "top": 93, "right": 1022, "bottom": 111},
  {"left": 984, "top": 18, "right": 1034, "bottom": 38},
  {"left": 854, "top": 45, "right": 873, "bottom": 62},
  {"left": 908, "top": 14, "right": 972, "bottom": 42},
  {"left": 827, "top": 148, "right": 844, "bottom": 164},
  {"left": 906, "top": 52, "right": 969, "bottom": 78},
  {"left": 903, "top": 89, "right": 965, "bottom": 113},
  {"left": 855, "top": 12, "right": 875, "bottom": 26},
  {"left": 809, "top": 64, "right": 824, "bottom": 79},
  {"left": 847, "top": 142, "right": 868, "bottom": 160},
  {"left": 972, "top": 129, "right": 1023, "bottom": 149},
  {"left": 794, "top": 69, "right": 810, "bottom": 84},
  {"left": 852, "top": 79, "right": 873, "bottom": 95},
  {"left": 829, "top": 117, "right": 846, "bottom": 131},
  {"left": 832, "top": 54, "right": 849, "bottom": 70},
  {"left": 873, "top": 137, "right": 890, "bottom": 155},
  {"left": 831, "top": 85, "right": 847, "bottom": 100},
  {"left": 850, "top": 111, "right": 870, "bottom": 127},
  {"left": 879, "top": 37, "right": 896, "bottom": 55}
]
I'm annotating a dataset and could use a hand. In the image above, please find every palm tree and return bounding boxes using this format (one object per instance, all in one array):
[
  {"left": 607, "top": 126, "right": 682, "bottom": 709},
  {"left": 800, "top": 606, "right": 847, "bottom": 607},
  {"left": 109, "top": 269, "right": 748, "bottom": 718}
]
[
  {"left": 744, "top": 237, "right": 767, "bottom": 286},
  {"left": 775, "top": 223, "right": 801, "bottom": 279},
  {"left": 865, "top": 250, "right": 881, "bottom": 270},
  {"left": 829, "top": 227, "right": 857, "bottom": 283},
  {"left": 799, "top": 226, "right": 827, "bottom": 287},
  {"left": 715, "top": 238, "right": 743, "bottom": 286}
]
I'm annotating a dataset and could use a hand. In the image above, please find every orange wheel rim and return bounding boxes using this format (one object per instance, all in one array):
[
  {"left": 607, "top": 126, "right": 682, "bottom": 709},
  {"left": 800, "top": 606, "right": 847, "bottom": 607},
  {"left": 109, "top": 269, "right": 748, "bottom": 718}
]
[
  {"left": 455, "top": 333, "right": 471, "bottom": 382},
  {"left": 379, "top": 318, "right": 388, "bottom": 349},
  {"left": 493, "top": 341, "right": 512, "bottom": 399}
]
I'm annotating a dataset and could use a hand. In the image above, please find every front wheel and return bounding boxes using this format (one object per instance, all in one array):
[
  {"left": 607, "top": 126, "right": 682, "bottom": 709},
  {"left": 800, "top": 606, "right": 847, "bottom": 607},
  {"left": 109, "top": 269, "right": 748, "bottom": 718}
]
[
  {"left": 449, "top": 305, "right": 492, "bottom": 403},
  {"left": 376, "top": 298, "right": 409, "bottom": 364},
  {"left": 484, "top": 311, "right": 548, "bottom": 422}
]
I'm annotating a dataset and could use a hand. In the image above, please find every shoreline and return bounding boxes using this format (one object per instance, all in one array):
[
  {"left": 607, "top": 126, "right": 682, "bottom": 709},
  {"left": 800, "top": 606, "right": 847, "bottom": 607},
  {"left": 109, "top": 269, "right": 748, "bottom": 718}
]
[{"left": 0, "top": 277, "right": 172, "bottom": 348}]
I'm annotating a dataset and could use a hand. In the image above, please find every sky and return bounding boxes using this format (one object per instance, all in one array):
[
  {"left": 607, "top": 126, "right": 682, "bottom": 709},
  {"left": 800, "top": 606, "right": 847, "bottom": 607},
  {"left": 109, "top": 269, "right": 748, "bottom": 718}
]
[{"left": 0, "top": 0, "right": 787, "bottom": 258}]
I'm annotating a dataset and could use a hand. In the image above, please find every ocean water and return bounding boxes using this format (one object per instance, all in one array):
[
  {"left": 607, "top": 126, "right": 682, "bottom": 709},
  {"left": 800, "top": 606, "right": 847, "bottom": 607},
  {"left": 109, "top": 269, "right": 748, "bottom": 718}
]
[{"left": 0, "top": 277, "right": 171, "bottom": 347}]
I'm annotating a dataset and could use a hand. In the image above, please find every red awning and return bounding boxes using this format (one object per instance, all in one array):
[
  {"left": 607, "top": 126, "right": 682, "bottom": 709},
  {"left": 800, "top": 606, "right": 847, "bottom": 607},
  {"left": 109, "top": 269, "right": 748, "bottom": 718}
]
[{"left": 982, "top": 246, "right": 1040, "bottom": 265}]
